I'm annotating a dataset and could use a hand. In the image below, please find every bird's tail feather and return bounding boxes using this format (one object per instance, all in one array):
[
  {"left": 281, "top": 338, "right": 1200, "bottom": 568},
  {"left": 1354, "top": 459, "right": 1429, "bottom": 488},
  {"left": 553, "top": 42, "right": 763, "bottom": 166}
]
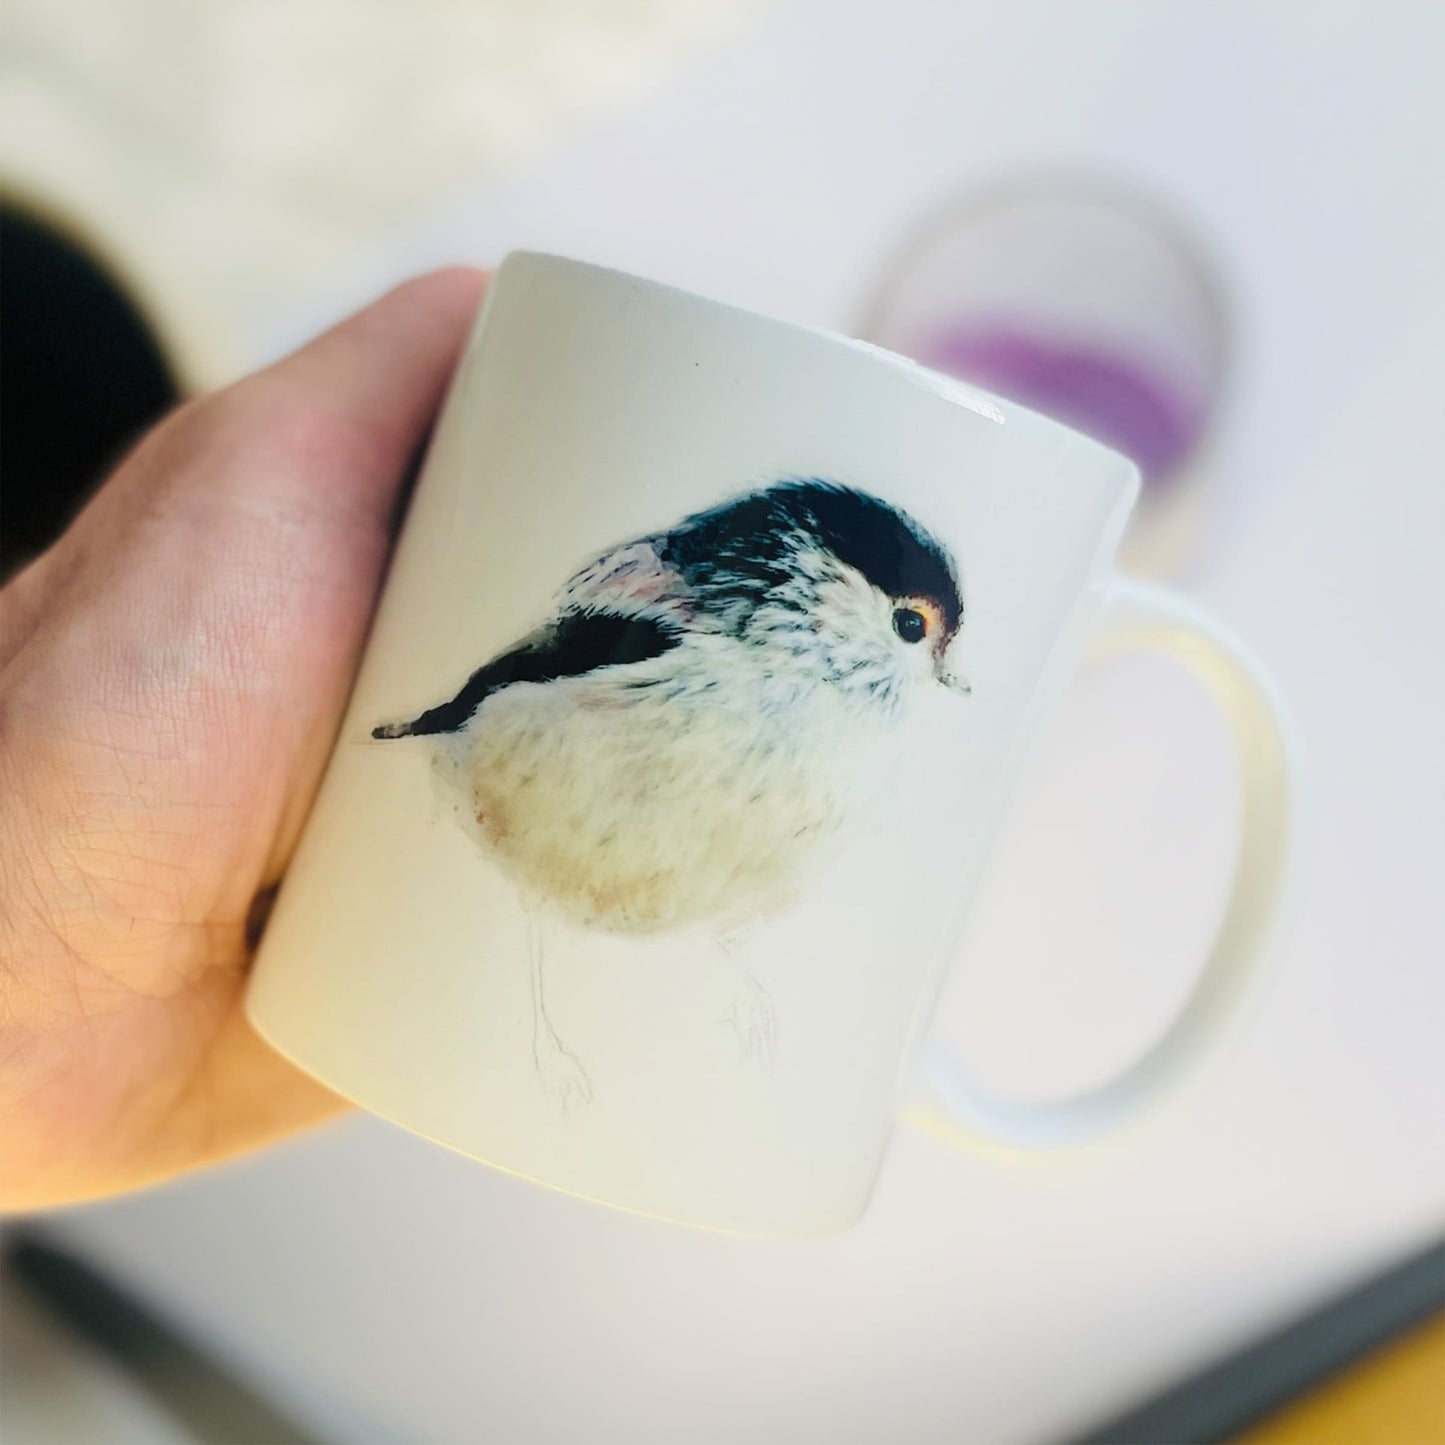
[
  {"left": 371, "top": 719, "right": 418, "bottom": 740},
  {"left": 371, "top": 692, "right": 479, "bottom": 738}
]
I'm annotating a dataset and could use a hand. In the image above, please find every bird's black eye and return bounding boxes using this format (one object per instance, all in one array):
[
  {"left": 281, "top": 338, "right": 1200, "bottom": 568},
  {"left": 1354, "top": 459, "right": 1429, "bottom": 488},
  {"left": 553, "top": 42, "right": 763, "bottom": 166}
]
[{"left": 892, "top": 607, "right": 927, "bottom": 644}]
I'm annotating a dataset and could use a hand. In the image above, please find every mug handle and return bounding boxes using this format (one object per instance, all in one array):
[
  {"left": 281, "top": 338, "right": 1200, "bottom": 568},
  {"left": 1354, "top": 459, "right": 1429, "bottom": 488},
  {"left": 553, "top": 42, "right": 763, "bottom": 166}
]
[{"left": 902, "top": 576, "right": 1299, "bottom": 1150}]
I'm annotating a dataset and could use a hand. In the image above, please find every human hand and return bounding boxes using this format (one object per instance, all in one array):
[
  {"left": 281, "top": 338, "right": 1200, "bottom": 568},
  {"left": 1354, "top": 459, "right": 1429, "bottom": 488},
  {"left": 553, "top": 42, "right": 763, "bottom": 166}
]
[{"left": 0, "top": 269, "right": 486, "bottom": 1210}]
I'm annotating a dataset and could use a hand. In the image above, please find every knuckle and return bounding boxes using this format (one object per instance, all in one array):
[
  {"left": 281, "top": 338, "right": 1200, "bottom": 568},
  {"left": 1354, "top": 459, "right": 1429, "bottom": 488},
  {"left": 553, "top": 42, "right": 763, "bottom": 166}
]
[
  {"left": 217, "top": 375, "right": 367, "bottom": 469},
  {"left": 205, "top": 377, "right": 386, "bottom": 530}
]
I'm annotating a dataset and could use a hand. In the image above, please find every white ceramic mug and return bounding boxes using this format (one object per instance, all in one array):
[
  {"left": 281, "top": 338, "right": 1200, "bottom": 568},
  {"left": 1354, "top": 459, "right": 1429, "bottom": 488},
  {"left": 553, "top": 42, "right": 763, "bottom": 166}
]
[{"left": 247, "top": 253, "right": 1295, "bottom": 1235}]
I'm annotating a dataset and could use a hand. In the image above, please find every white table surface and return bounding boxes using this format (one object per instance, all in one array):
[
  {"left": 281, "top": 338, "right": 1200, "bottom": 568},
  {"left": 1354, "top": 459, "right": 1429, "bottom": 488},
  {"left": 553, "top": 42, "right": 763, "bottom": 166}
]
[{"left": 41, "top": 2, "right": 1445, "bottom": 1441}]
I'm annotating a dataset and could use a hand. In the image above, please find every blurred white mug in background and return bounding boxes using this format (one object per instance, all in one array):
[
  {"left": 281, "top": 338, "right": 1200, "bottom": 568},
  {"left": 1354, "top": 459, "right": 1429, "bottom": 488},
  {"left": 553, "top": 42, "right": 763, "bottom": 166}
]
[{"left": 247, "top": 253, "right": 1294, "bottom": 1234}]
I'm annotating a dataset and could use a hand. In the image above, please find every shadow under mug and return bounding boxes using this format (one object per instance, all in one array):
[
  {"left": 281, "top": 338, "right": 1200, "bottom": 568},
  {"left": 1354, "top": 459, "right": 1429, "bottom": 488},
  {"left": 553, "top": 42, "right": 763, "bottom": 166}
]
[{"left": 247, "top": 253, "right": 1296, "bottom": 1235}]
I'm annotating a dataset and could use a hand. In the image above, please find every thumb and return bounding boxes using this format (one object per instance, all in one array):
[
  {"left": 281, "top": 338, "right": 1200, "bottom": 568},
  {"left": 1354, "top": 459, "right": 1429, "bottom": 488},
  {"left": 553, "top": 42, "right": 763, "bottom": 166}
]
[
  {"left": 195, "top": 266, "right": 489, "bottom": 537},
  {"left": 258, "top": 267, "right": 487, "bottom": 519}
]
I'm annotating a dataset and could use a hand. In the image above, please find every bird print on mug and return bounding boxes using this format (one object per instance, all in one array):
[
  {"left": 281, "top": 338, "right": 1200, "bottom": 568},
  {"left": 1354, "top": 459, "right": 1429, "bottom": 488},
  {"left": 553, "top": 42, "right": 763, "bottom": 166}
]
[{"left": 372, "top": 479, "right": 970, "bottom": 1109}]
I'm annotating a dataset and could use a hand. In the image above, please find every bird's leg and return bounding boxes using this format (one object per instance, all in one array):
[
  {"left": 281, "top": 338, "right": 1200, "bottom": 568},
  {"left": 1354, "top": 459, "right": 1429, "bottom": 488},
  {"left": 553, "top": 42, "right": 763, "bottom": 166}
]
[
  {"left": 713, "top": 934, "right": 778, "bottom": 1074},
  {"left": 529, "top": 915, "right": 593, "bottom": 1112}
]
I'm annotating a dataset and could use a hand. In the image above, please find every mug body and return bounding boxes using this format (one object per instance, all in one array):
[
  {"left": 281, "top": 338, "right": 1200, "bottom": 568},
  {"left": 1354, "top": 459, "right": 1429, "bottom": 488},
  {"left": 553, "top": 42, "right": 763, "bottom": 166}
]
[{"left": 247, "top": 253, "right": 1138, "bottom": 1233}]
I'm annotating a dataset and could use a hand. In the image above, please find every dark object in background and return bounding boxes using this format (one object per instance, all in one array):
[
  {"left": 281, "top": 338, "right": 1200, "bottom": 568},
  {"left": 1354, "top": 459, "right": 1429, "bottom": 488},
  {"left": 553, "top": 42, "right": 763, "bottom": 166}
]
[
  {"left": 1, "top": 198, "right": 180, "bottom": 578},
  {"left": 1071, "top": 1238, "right": 1445, "bottom": 1444},
  {"left": 6, "top": 1235, "right": 320, "bottom": 1444}
]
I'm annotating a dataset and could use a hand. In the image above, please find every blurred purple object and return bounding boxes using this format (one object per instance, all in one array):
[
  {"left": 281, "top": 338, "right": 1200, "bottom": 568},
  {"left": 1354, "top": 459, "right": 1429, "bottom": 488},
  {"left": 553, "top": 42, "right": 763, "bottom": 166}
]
[
  {"left": 862, "top": 178, "right": 1229, "bottom": 573},
  {"left": 918, "top": 323, "right": 1206, "bottom": 487}
]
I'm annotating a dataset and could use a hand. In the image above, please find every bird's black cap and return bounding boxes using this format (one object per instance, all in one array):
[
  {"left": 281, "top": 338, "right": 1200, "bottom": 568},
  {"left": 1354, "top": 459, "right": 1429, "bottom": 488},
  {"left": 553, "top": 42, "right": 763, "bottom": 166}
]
[{"left": 661, "top": 479, "right": 963, "bottom": 633}]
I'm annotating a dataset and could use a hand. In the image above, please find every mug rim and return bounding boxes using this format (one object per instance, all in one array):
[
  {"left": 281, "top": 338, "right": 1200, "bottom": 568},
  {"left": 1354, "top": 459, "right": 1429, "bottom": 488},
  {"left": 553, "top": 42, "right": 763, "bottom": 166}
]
[{"left": 498, "top": 248, "right": 1142, "bottom": 511}]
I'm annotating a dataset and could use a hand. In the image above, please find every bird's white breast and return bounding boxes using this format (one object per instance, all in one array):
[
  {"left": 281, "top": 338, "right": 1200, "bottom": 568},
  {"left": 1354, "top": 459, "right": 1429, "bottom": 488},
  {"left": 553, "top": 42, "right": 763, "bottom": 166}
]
[{"left": 433, "top": 639, "right": 871, "bottom": 934}]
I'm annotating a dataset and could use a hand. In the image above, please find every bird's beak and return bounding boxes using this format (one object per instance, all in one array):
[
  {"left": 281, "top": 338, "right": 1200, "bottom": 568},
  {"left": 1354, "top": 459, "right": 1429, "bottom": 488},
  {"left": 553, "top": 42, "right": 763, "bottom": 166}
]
[{"left": 936, "top": 661, "right": 972, "bottom": 696}]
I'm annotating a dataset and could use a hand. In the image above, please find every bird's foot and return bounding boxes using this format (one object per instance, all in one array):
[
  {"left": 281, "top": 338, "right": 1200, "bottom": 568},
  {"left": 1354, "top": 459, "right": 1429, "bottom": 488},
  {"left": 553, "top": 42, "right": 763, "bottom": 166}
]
[
  {"left": 533, "top": 1029, "right": 594, "bottom": 1113},
  {"left": 720, "top": 972, "right": 778, "bottom": 1074}
]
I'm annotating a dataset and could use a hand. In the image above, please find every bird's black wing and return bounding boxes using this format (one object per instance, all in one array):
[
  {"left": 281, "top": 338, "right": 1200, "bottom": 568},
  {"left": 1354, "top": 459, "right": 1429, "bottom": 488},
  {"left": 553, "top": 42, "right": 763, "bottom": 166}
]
[{"left": 372, "top": 610, "right": 681, "bottom": 739}]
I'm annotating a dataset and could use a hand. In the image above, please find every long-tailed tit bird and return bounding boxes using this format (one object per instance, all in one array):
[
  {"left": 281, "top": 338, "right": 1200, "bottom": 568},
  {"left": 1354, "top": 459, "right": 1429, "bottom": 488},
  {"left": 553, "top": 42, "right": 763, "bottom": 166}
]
[{"left": 373, "top": 479, "right": 969, "bottom": 1105}]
